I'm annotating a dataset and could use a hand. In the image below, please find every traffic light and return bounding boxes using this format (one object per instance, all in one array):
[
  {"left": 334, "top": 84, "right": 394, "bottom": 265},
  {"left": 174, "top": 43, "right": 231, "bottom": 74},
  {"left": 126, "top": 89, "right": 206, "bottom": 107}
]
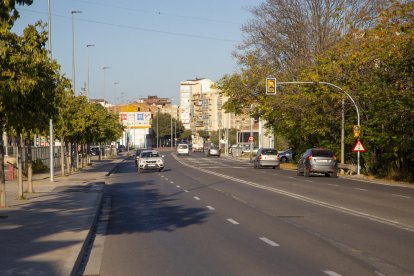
[
  {"left": 266, "top": 77, "right": 277, "bottom": 95},
  {"left": 353, "top": 125, "right": 360, "bottom": 138}
]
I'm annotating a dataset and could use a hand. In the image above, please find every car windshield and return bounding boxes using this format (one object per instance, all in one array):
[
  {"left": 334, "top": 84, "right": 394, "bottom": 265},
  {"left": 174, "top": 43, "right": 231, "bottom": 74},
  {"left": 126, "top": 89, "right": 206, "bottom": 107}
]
[
  {"left": 178, "top": 145, "right": 188, "bottom": 149},
  {"left": 141, "top": 152, "right": 160, "bottom": 158},
  {"left": 262, "top": 149, "right": 277, "bottom": 155},
  {"left": 312, "top": 149, "right": 333, "bottom": 157}
]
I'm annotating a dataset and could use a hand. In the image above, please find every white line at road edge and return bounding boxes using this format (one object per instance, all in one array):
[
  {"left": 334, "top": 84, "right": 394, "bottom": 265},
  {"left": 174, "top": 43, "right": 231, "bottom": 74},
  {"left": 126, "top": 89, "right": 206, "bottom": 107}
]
[
  {"left": 259, "top": 237, "right": 280, "bottom": 247},
  {"left": 172, "top": 153, "right": 414, "bottom": 233},
  {"left": 324, "top": 271, "right": 342, "bottom": 276}
]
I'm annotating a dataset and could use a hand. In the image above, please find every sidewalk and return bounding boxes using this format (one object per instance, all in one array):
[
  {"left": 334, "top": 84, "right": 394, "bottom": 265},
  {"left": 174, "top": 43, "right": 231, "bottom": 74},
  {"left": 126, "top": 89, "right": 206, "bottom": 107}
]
[{"left": 0, "top": 155, "right": 126, "bottom": 276}]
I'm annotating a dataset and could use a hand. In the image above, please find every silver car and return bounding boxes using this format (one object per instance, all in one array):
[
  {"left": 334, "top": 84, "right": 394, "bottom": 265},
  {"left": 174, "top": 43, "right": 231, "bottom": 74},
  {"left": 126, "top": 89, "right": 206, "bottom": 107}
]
[
  {"left": 207, "top": 147, "right": 220, "bottom": 157},
  {"left": 138, "top": 150, "right": 165, "bottom": 172},
  {"left": 253, "top": 148, "right": 280, "bottom": 169},
  {"left": 297, "top": 148, "right": 338, "bottom": 177}
]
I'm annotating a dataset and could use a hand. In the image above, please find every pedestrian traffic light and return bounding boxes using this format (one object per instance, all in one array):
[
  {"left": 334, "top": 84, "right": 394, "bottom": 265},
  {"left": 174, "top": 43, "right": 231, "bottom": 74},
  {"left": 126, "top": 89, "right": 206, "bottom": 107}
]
[{"left": 266, "top": 77, "right": 277, "bottom": 95}]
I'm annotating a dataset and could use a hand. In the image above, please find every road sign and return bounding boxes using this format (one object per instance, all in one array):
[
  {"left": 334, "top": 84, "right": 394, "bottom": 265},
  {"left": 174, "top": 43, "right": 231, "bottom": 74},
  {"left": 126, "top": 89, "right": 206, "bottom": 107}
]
[
  {"left": 266, "top": 77, "right": 277, "bottom": 95},
  {"left": 353, "top": 125, "right": 360, "bottom": 138},
  {"left": 248, "top": 136, "right": 254, "bottom": 142},
  {"left": 352, "top": 138, "right": 366, "bottom": 152}
]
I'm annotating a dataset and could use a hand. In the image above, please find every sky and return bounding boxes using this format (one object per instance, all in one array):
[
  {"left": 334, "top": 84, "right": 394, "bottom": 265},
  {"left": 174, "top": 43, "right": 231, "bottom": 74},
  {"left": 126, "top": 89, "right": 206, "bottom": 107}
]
[{"left": 12, "top": 0, "right": 262, "bottom": 105}]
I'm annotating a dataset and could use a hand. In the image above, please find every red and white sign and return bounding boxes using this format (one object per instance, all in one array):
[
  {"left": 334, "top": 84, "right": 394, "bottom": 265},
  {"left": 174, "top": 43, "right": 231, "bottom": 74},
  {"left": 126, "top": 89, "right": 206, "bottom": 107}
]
[
  {"left": 248, "top": 136, "right": 254, "bottom": 142},
  {"left": 352, "top": 139, "right": 366, "bottom": 152}
]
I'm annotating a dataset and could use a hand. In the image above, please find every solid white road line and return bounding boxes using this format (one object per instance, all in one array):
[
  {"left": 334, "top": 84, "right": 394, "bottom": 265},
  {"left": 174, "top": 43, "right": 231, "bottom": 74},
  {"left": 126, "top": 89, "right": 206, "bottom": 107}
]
[
  {"left": 324, "top": 271, "right": 342, "bottom": 276},
  {"left": 227, "top": 218, "right": 240, "bottom": 225},
  {"left": 172, "top": 154, "right": 414, "bottom": 233},
  {"left": 392, "top": 194, "right": 411, "bottom": 199},
  {"left": 206, "top": 206, "right": 215, "bottom": 210},
  {"left": 259, "top": 237, "right": 280, "bottom": 247},
  {"left": 354, "top": 188, "right": 368, "bottom": 191}
]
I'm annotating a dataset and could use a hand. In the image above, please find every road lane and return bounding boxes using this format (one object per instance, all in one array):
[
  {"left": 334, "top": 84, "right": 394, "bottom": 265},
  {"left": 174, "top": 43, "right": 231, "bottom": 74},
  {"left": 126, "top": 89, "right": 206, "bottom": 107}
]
[{"left": 99, "top": 154, "right": 414, "bottom": 275}]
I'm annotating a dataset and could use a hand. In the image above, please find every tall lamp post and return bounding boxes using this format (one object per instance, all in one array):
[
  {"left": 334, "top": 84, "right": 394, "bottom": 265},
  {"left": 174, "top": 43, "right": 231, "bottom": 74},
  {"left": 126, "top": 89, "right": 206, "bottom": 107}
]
[
  {"left": 102, "top": 66, "right": 110, "bottom": 103},
  {"left": 71, "top": 10, "right": 82, "bottom": 94},
  {"left": 156, "top": 108, "right": 160, "bottom": 148},
  {"left": 86, "top": 44, "right": 95, "bottom": 100}
]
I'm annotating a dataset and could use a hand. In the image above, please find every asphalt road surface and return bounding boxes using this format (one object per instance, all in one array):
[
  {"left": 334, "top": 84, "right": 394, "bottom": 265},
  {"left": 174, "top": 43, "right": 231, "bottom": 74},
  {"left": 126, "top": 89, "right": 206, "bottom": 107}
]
[{"left": 99, "top": 151, "right": 414, "bottom": 276}]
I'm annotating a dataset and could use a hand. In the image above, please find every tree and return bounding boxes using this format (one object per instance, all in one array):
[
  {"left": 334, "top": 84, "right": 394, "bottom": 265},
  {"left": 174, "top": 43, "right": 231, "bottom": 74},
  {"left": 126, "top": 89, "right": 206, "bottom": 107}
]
[{"left": 0, "top": 0, "right": 34, "bottom": 206}]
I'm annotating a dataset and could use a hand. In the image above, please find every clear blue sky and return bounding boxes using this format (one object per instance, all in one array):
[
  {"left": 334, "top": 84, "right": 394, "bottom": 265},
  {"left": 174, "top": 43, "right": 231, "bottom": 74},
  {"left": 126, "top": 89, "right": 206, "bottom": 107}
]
[{"left": 12, "top": 0, "right": 262, "bottom": 105}]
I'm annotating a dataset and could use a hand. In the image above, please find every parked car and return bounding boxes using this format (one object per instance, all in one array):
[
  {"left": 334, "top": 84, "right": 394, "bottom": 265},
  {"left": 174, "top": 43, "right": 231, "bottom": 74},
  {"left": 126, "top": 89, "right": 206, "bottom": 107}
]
[
  {"left": 253, "top": 148, "right": 280, "bottom": 169},
  {"left": 207, "top": 146, "right": 220, "bottom": 157},
  {"left": 177, "top": 143, "right": 190, "bottom": 156},
  {"left": 279, "top": 148, "right": 293, "bottom": 163},
  {"left": 242, "top": 145, "right": 259, "bottom": 155},
  {"left": 297, "top": 148, "right": 338, "bottom": 177},
  {"left": 138, "top": 150, "right": 165, "bottom": 172}
]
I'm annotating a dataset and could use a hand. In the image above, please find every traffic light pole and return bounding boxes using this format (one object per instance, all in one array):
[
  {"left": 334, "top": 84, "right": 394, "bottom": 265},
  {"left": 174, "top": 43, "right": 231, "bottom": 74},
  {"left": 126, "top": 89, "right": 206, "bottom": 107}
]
[{"left": 274, "top": 81, "right": 361, "bottom": 175}]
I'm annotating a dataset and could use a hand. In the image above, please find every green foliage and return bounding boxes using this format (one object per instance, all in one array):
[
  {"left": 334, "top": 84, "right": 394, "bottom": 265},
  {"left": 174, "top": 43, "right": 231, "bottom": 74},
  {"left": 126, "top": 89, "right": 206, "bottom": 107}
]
[
  {"left": 31, "top": 159, "right": 48, "bottom": 173},
  {"left": 219, "top": 1, "right": 414, "bottom": 181},
  {"left": 153, "top": 112, "right": 185, "bottom": 140}
]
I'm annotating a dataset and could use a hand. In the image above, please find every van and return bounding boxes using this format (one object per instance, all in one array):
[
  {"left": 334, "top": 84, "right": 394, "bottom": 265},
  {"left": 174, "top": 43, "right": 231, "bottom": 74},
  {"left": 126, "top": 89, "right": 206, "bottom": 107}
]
[{"left": 177, "top": 144, "right": 189, "bottom": 156}]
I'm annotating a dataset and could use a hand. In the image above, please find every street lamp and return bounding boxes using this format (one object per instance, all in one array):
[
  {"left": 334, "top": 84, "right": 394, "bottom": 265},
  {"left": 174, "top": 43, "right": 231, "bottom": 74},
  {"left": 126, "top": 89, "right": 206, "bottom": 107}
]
[
  {"left": 113, "top": 82, "right": 119, "bottom": 106},
  {"left": 156, "top": 108, "right": 160, "bottom": 148},
  {"left": 102, "top": 66, "right": 110, "bottom": 103},
  {"left": 71, "top": 10, "right": 82, "bottom": 94},
  {"left": 86, "top": 44, "right": 95, "bottom": 100}
]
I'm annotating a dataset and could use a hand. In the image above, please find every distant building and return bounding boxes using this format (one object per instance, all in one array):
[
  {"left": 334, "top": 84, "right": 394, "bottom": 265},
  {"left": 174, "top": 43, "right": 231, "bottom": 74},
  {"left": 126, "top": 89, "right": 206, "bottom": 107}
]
[{"left": 139, "top": 96, "right": 171, "bottom": 106}]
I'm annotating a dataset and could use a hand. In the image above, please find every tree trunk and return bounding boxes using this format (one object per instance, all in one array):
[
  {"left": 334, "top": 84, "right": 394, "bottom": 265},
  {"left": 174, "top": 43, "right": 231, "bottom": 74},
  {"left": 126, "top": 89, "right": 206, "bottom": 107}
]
[
  {"left": 60, "top": 137, "right": 65, "bottom": 176},
  {"left": 26, "top": 132, "right": 33, "bottom": 193},
  {"left": 0, "top": 122, "right": 6, "bottom": 208},
  {"left": 66, "top": 141, "right": 71, "bottom": 175},
  {"left": 17, "top": 132, "right": 24, "bottom": 199},
  {"left": 99, "top": 142, "right": 102, "bottom": 161}
]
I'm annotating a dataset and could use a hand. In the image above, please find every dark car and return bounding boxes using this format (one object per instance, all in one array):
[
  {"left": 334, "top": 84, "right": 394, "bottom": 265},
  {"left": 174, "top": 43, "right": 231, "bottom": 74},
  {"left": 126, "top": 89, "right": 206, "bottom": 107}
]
[
  {"left": 135, "top": 148, "right": 145, "bottom": 166},
  {"left": 297, "top": 148, "right": 338, "bottom": 177},
  {"left": 279, "top": 148, "right": 293, "bottom": 163}
]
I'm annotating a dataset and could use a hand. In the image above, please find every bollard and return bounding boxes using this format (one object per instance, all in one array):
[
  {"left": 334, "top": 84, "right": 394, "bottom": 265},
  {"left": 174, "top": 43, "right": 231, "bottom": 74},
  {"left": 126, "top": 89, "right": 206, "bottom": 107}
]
[{"left": 8, "top": 163, "right": 14, "bottom": 181}]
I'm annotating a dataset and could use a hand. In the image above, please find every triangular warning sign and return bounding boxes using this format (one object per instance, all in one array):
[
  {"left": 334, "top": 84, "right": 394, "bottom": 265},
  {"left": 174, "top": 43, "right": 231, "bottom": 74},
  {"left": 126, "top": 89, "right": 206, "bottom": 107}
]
[{"left": 352, "top": 139, "right": 366, "bottom": 152}]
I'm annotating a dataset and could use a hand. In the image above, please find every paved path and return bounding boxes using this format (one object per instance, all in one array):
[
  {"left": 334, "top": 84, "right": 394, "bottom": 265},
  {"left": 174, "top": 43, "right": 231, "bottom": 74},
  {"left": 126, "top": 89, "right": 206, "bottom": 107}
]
[{"left": 0, "top": 155, "right": 126, "bottom": 276}]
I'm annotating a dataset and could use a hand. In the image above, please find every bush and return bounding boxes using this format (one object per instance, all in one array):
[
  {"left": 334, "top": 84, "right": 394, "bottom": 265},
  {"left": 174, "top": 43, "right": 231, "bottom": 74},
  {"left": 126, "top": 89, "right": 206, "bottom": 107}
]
[{"left": 32, "top": 159, "right": 48, "bottom": 173}]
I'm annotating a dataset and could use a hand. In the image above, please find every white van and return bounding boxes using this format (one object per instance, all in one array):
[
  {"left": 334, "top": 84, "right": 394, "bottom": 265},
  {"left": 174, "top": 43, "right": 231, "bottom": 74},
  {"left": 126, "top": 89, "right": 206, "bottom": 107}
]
[{"left": 177, "top": 144, "right": 190, "bottom": 156}]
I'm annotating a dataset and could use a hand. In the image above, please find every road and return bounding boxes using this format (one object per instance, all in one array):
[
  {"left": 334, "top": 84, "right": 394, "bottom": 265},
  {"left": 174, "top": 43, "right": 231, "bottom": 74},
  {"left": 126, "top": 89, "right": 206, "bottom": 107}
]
[{"left": 98, "top": 151, "right": 414, "bottom": 276}]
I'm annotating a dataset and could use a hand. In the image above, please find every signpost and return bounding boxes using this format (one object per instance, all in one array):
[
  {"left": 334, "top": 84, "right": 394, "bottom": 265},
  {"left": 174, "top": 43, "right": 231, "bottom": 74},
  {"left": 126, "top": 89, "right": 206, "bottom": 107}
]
[
  {"left": 265, "top": 77, "right": 363, "bottom": 175},
  {"left": 352, "top": 139, "right": 366, "bottom": 152}
]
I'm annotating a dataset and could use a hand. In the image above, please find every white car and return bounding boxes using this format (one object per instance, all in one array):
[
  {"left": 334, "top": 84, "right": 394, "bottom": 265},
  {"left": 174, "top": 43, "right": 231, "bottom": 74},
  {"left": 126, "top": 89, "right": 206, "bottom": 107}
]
[
  {"left": 177, "top": 144, "right": 190, "bottom": 156},
  {"left": 138, "top": 150, "right": 165, "bottom": 172}
]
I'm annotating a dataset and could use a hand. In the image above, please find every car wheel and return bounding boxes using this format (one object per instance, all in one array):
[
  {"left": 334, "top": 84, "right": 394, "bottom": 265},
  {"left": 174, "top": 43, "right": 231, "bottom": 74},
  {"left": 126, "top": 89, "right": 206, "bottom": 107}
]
[
  {"left": 331, "top": 171, "right": 338, "bottom": 178},
  {"left": 281, "top": 156, "right": 287, "bottom": 163},
  {"left": 297, "top": 169, "right": 301, "bottom": 176},
  {"left": 304, "top": 168, "right": 310, "bottom": 177},
  {"left": 159, "top": 168, "right": 164, "bottom": 172}
]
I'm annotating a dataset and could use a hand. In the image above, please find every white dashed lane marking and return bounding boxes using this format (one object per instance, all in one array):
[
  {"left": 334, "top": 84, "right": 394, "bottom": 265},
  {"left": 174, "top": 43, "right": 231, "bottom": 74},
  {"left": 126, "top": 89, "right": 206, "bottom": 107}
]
[
  {"left": 206, "top": 206, "right": 215, "bottom": 211},
  {"left": 323, "top": 271, "right": 342, "bottom": 276},
  {"left": 227, "top": 218, "right": 240, "bottom": 225},
  {"left": 176, "top": 185, "right": 181, "bottom": 188},
  {"left": 194, "top": 196, "right": 201, "bottom": 201},
  {"left": 259, "top": 237, "right": 280, "bottom": 247}
]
